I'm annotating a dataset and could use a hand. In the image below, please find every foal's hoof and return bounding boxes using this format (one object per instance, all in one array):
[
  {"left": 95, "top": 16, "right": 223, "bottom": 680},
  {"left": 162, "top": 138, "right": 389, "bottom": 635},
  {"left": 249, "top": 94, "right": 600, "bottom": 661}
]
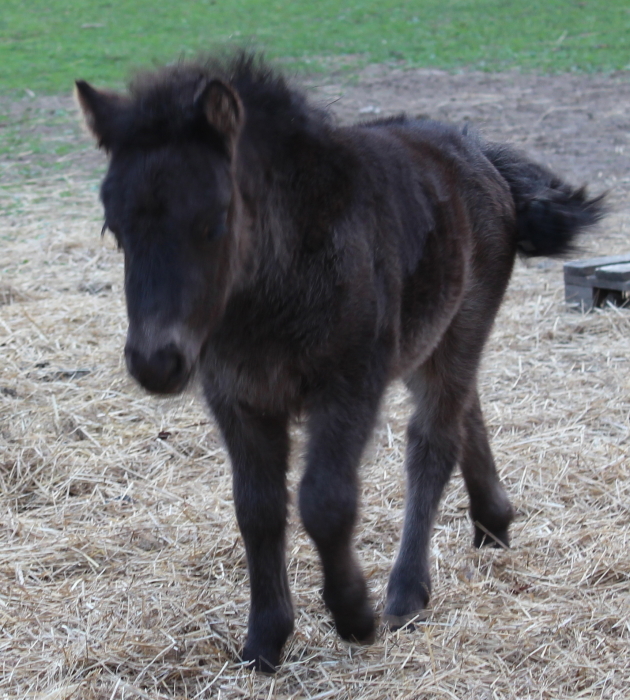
[
  {"left": 383, "top": 608, "right": 428, "bottom": 632},
  {"left": 241, "top": 607, "right": 293, "bottom": 673},
  {"left": 473, "top": 521, "right": 511, "bottom": 549},
  {"left": 241, "top": 644, "right": 279, "bottom": 674},
  {"left": 474, "top": 525, "right": 510, "bottom": 549},
  {"left": 384, "top": 568, "right": 430, "bottom": 632},
  {"left": 472, "top": 499, "right": 514, "bottom": 549},
  {"left": 323, "top": 576, "right": 376, "bottom": 645},
  {"left": 335, "top": 602, "right": 376, "bottom": 645}
]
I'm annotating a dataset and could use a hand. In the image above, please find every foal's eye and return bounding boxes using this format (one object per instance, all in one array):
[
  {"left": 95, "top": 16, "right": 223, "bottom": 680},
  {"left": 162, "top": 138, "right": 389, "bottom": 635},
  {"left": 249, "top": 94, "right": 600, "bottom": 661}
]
[
  {"left": 203, "top": 211, "right": 228, "bottom": 241},
  {"left": 215, "top": 211, "right": 228, "bottom": 238}
]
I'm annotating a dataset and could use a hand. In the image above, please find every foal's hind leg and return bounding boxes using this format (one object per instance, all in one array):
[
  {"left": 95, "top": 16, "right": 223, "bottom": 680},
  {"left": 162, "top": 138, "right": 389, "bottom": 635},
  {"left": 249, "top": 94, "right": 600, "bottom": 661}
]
[
  {"left": 385, "top": 307, "right": 506, "bottom": 626},
  {"left": 384, "top": 362, "right": 466, "bottom": 627},
  {"left": 460, "top": 391, "right": 514, "bottom": 547}
]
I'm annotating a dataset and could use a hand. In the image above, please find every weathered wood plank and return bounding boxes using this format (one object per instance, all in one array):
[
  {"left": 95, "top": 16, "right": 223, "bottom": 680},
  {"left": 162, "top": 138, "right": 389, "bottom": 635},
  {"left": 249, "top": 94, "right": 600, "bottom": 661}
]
[
  {"left": 563, "top": 253, "right": 630, "bottom": 278},
  {"left": 564, "top": 254, "right": 630, "bottom": 310},
  {"left": 595, "top": 262, "right": 630, "bottom": 283}
]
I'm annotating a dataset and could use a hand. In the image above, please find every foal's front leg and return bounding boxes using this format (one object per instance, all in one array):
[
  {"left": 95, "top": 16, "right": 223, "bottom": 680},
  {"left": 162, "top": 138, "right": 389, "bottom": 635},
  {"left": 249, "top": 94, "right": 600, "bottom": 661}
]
[
  {"left": 299, "top": 381, "right": 385, "bottom": 644},
  {"left": 208, "top": 397, "right": 293, "bottom": 672}
]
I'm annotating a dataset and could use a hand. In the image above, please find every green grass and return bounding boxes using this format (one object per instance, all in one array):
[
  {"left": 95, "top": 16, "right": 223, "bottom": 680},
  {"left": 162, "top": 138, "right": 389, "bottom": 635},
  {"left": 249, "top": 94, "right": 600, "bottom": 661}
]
[
  {"left": 1, "top": 0, "right": 628, "bottom": 195},
  {"left": 1, "top": 0, "right": 629, "bottom": 95}
]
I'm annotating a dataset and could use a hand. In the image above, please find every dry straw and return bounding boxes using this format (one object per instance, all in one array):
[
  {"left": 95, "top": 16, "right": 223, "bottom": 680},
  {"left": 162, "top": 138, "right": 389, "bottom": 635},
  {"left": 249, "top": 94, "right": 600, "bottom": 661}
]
[{"left": 1, "top": 70, "right": 629, "bottom": 699}]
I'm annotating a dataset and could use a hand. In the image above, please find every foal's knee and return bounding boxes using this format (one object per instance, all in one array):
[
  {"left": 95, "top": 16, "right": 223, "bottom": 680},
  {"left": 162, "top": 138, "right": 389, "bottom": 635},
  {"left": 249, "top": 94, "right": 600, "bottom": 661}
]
[
  {"left": 234, "top": 485, "right": 287, "bottom": 545},
  {"left": 298, "top": 475, "right": 357, "bottom": 545},
  {"left": 406, "top": 419, "right": 460, "bottom": 478}
]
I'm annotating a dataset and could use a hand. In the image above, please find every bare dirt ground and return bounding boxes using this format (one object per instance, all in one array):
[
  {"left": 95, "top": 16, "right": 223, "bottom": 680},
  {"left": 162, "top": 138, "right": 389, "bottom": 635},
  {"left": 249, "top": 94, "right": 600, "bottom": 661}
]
[{"left": 1, "top": 67, "right": 629, "bottom": 699}]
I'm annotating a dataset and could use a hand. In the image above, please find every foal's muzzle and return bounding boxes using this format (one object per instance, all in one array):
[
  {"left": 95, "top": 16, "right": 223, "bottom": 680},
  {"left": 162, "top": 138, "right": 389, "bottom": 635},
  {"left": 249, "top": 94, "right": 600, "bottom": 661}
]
[{"left": 125, "top": 342, "right": 191, "bottom": 395}]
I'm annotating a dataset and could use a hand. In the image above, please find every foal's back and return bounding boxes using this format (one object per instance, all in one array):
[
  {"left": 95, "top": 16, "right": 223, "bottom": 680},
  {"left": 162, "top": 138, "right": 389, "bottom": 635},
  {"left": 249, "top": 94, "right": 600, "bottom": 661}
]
[{"left": 334, "top": 116, "right": 517, "bottom": 377}]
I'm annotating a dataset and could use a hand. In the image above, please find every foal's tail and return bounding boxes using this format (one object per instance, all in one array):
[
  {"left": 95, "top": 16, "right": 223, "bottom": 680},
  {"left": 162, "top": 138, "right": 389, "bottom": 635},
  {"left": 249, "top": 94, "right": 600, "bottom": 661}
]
[{"left": 483, "top": 142, "right": 606, "bottom": 257}]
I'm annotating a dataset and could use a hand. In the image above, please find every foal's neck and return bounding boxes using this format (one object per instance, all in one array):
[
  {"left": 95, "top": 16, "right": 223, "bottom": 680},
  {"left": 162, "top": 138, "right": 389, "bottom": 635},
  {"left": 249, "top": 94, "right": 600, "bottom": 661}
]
[{"left": 233, "top": 89, "right": 349, "bottom": 276}]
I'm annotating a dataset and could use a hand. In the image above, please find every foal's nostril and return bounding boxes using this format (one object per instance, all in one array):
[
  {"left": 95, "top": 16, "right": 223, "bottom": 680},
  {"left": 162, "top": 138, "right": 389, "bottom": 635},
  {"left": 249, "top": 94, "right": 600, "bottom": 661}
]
[{"left": 125, "top": 343, "right": 189, "bottom": 395}]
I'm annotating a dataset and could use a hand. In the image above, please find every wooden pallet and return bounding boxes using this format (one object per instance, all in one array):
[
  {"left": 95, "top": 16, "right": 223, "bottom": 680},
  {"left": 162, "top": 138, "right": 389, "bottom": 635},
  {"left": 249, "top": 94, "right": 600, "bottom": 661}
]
[{"left": 564, "top": 253, "right": 630, "bottom": 310}]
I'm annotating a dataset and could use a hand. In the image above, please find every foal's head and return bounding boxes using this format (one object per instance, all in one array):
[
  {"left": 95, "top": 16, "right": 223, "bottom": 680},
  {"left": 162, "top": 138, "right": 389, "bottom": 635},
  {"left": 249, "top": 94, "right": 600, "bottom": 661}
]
[{"left": 76, "top": 69, "right": 246, "bottom": 394}]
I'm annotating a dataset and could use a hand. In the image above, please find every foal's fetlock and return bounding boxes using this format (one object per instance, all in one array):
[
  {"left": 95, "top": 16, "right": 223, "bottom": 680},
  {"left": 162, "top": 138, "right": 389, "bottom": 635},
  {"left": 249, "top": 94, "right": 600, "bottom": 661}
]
[
  {"left": 242, "top": 642, "right": 280, "bottom": 674},
  {"left": 334, "top": 600, "right": 376, "bottom": 645},
  {"left": 384, "top": 568, "right": 431, "bottom": 631},
  {"left": 242, "top": 608, "right": 294, "bottom": 673}
]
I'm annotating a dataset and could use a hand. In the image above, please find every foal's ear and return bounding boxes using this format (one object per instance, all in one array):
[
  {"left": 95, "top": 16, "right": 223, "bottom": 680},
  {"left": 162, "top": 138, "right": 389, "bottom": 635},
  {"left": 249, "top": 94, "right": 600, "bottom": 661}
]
[
  {"left": 75, "top": 80, "right": 127, "bottom": 151},
  {"left": 197, "top": 79, "right": 243, "bottom": 148}
]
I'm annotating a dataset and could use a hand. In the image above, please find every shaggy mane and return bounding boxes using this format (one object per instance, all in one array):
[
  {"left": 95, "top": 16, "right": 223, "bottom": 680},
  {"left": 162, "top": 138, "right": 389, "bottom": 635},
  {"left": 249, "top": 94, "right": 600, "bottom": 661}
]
[{"left": 116, "top": 52, "right": 328, "bottom": 148}]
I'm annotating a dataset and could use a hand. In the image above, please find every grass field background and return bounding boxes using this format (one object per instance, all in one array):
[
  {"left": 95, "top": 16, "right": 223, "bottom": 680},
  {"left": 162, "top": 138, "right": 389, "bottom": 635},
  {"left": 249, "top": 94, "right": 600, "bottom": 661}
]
[
  {"left": 2, "top": 0, "right": 628, "bottom": 182},
  {"left": 1, "top": 0, "right": 630, "bottom": 96}
]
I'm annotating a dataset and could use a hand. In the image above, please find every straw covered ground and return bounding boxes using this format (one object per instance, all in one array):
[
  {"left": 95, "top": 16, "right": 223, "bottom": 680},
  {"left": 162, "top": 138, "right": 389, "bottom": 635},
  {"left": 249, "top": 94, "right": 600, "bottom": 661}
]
[{"left": 1, "top": 67, "right": 629, "bottom": 699}]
